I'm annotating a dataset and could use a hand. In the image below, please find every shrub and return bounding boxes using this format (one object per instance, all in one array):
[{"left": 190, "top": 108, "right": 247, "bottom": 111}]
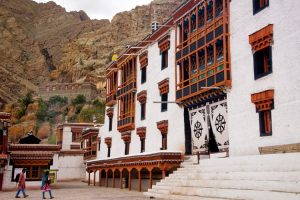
[
  {"left": 18, "top": 92, "right": 33, "bottom": 108},
  {"left": 71, "top": 95, "right": 86, "bottom": 105},
  {"left": 36, "top": 99, "right": 48, "bottom": 122},
  {"left": 48, "top": 96, "right": 68, "bottom": 106}
]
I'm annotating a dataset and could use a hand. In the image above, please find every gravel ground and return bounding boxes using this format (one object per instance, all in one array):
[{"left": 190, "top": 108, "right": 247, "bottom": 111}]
[{"left": 0, "top": 182, "right": 149, "bottom": 200}]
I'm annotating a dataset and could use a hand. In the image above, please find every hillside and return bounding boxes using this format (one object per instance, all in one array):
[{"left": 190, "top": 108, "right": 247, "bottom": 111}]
[{"left": 0, "top": 0, "right": 184, "bottom": 105}]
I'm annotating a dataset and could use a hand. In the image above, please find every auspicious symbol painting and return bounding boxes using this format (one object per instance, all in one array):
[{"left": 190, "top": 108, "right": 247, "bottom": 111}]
[
  {"left": 189, "top": 106, "right": 208, "bottom": 153},
  {"left": 210, "top": 100, "right": 229, "bottom": 150}
]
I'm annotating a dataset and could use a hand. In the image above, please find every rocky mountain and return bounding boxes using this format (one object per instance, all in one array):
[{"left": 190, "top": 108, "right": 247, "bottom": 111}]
[{"left": 0, "top": 0, "right": 184, "bottom": 105}]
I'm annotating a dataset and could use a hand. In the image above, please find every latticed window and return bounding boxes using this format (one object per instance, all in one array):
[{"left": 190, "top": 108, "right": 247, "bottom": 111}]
[
  {"left": 198, "top": 6, "right": 205, "bottom": 28},
  {"left": 206, "top": 0, "right": 214, "bottom": 23}
]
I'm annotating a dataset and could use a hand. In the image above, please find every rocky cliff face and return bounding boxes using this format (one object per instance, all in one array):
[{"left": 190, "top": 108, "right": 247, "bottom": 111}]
[{"left": 0, "top": 0, "right": 184, "bottom": 105}]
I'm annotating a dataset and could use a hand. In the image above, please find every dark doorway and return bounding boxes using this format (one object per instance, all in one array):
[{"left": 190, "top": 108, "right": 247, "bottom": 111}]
[
  {"left": 208, "top": 120, "right": 219, "bottom": 153},
  {"left": 184, "top": 108, "right": 192, "bottom": 155}
]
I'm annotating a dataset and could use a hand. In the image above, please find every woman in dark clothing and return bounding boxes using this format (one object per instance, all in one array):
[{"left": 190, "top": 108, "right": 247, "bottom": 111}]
[{"left": 41, "top": 171, "right": 54, "bottom": 199}]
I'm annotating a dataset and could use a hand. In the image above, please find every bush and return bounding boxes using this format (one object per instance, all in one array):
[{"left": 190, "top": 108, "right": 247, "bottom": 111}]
[
  {"left": 16, "top": 107, "right": 26, "bottom": 119},
  {"left": 18, "top": 92, "right": 33, "bottom": 108},
  {"left": 48, "top": 96, "right": 68, "bottom": 106},
  {"left": 36, "top": 99, "right": 48, "bottom": 122},
  {"left": 71, "top": 95, "right": 86, "bottom": 105}
]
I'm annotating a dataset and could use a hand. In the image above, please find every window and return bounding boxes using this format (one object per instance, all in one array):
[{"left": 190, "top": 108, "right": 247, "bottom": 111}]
[
  {"left": 125, "top": 142, "right": 130, "bottom": 155},
  {"left": 161, "top": 93, "right": 168, "bottom": 112},
  {"left": 98, "top": 138, "right": 101, "bottom": 151},
  {"left": 107, "top": 146, "right": 111, "bottom": 157},
  {"left": 253, "top": 46, "right": 272, "bottom": 79},
  {"left": 251, "top": 89, "right": 274, "bottom": 137},
  {"left": 140, "top": 138, "right": 145, "bottom": 153},
  {"left": 109, "top": 117, "right": 113, "bottom": 131},
  {"left": 141, "top": 103, "right": 146, "bottom": 120},
  {"left": 141, "top": 67, "right": 146, "bottom": 84},
  {"left": 162, "top": 134, "right": 167, "bottom": 150},
  {"left": 259, "top": 110, "right": 272, "bottom": 136},
  {"left": 253, "top": 0, "right": 269, "bottom": 14},
  {"left": 161, "top": 50, "right": 168, "bottom": 70}
]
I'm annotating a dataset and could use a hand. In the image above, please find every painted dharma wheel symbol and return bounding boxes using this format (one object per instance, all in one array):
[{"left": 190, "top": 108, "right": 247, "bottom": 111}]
[
  {"left": 193, "top": 121, "right": 203, "bottom": 139},
  {"left": 215, "top": 113, "right": 226, "bottom": 134}
]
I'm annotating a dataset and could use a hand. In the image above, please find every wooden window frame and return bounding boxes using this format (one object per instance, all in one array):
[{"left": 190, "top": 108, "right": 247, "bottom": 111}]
[
  {"left": 161, "top": 50, "right": 168, "bottom": 70},
  {"left": 259, "top": 110, "right": 272, "bottom": 136},
  {"left": 140, "top": 137, "right": 145, "bottom": 153},
  {"left": 253, "top": 0, "right": 269, "bottom": 15},
  {"left": 141, "top": 67, "right": 147, "bottom": 84},
  {"left": 251, "top": 90, "right": 274, "bottom": 137},
  {"left": 109, "top": 117, "right": 113, "bottom": 131},
  {"left": 125, "top": 141, "right": 130, "bottom": 155},
  {"left": 107, "top": 146, "right": 111, "bottom": 157},
  {"left": 141, "top": 102, "right": 146, "bottom": 120},
  {"left": 253, "top": 46, "right": 272, "bottom": 79},
  {"left": 161, "top": 93, "right": 168, "bottom": 112}
]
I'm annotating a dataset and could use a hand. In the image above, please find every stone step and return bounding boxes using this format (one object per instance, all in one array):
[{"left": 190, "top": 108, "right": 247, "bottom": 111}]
[
  {"left": 163, "top": 171, "right": 300, "bottom": 182},
  {"left": 144, "top": 192, "right": 244, "bottom": 200},
  {"left": 154, "top": 179, "right": 300, "bottom": 193},
  {"left": 186, "top": 153, "right": 300, "bottom": 167},
  {"left": 179, "top": 164, "right": 300, "bottom": 172},
  {"left": 147, "top": 186, "right": 300, "bottom": 200}
]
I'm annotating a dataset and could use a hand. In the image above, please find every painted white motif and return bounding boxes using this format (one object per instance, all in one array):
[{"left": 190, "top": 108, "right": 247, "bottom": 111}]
[
  {"left": 189, "top": 106, "right": 208, "bottom": 152},
  {"left": 209, "top": 100, "right": 229, "bottom": 150}
]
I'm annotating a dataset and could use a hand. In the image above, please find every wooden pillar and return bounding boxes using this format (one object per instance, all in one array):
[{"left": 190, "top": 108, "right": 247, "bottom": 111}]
[
  {"left": 138, "top": 170, "right": 141, "bottom": 192},
  {"left": 99, "top": 170, "right": 102, "bottom": 187},
  {"left": 88, "top": 172, "right": 91, "bottom": 186},
  {"left": 105, "top": 171, "right": 108, "bottom": 188},
  {"left": 93, "top": 171, "right": 96, "bottom": 186},
  {"left": 119, "top": 171, "right": 123, "bottom": 189},
  {"left": 149, "top": 170, "right": 152, "bottom": 189},
  {"left": 112, "top": 171, "right": 115, "bottom": 188},
  {"left": 128, "top": 170, "right": 132, "bottom": 191}
]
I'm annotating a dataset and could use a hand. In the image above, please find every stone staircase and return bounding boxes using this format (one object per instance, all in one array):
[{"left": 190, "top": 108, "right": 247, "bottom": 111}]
[{"left": 144, "top": 153, "right": 300, "bottom": 200}]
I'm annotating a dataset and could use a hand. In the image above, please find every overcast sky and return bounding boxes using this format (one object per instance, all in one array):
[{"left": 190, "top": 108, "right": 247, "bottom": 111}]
[{"left": 33, "top": 0, "right": 153, "bottom": 20}]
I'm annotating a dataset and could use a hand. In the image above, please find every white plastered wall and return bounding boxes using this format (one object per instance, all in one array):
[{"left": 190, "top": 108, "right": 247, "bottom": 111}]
[
  {"left": 96, "top": 29, "right": 185, "bottom": 160},
  {"left": 228, "top": 1, "right": 300, "bottom": 156}
]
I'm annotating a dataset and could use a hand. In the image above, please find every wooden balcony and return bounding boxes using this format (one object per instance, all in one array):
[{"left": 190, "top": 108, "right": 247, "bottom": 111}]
[
  {"left": 117, "top": 112, "right": 135, "bottom": 132},
  {"left": 117, "top": 77, "right": 136, "bottom": 98},
  {"left": 106, "top": 90, "right": 116, "bottom": 106}
]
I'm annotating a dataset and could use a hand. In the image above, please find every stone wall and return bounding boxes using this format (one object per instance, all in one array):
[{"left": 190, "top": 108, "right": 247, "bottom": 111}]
[{"left": 39, "top": 82, "right": 98, "bottom": 102}]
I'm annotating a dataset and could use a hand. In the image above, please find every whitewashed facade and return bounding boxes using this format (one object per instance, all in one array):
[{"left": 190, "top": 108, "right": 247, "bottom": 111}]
[{"left": 228, "top": 0, "right": 300, "bottom": 156}]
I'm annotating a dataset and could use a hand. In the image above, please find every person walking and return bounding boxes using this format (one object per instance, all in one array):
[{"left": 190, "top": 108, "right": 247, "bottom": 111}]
[
  {"left": 15, "top": 168, "right": 29, "bottom": 198},
  {"left": 41, "top": 171, "right": 54, "bottom": 199}
]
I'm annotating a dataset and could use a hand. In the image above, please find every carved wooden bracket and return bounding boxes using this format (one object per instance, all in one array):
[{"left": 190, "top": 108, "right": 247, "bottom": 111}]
[
  {"left": 158, "top": 78, "right": 169, "bottom": 94},
  {"left": 105, "top": 137, "right": 112, "bottom": 147},
  {"left": 139, "top": 51, "right": 148, "bottom": 69},
  {"left": 121, "top": 131, "right": 131, "bottom": 143},
  {"left": 136, "top": 127, "right": 146, "bottom": 139},
  {"left": 251, "top": 89, "right": 274, "bottom": 112},
  {"left": 106, "top": 108, "right": 114, "bottom": 118},
  {"left": 137, "top": 90, "right": 147, "bottom": 104},
  {"left": 249, "top": 24, "right": 273, "bottom": 52},
  {"left": 156, "top": 120, "right": 168, "bottom": 135},
  {"left": 158, "top": 35, "right": 170, "bottom": 53}
]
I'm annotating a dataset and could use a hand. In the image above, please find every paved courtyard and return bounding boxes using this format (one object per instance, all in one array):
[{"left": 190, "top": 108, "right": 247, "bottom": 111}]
[{"left": 0, "top": 182, "right": 149, "bottom": 200}]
